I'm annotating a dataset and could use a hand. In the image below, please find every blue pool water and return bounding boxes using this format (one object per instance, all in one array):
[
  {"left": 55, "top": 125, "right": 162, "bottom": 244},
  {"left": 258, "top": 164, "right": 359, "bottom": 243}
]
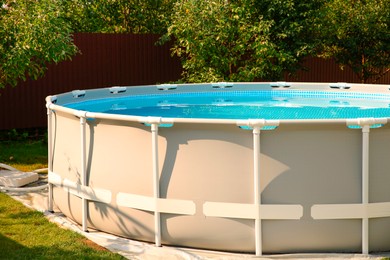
[{"left": 65, "top": 90, "right": 390, "bottom": 120}]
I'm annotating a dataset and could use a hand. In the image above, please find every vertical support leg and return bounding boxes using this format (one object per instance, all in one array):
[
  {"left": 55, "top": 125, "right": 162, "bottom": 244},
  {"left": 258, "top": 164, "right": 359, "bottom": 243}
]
[
  {"left": 362, "top": 125, "right": 370, "bottom": 254},
  {"left": 47, "top": 107, "right": 54, "bottom": 212},
  {"left": 253, "top": 126, "right": 262, "bottom": 256},
  {"left": 151, "top": 123, "right": 161, "bottom": 247},
  {"left": 80, "top": 116, "right": 88, "bottom": 232}
]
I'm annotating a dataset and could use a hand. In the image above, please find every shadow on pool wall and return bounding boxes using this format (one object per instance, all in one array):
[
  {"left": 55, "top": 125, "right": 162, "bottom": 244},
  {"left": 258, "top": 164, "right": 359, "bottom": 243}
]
[{"left": 47, "top": 82, "right": 390, "bottom": 255}]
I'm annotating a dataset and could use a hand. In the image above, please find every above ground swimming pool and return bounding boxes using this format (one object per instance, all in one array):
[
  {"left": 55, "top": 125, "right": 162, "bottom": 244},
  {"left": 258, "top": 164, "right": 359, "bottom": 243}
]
[{"left": 46, "top": 82, "right": 390, "bottom": 256}]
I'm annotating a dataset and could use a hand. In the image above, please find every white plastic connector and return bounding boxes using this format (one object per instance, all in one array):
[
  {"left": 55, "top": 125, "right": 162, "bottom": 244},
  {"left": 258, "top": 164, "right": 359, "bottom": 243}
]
[
  {"left": 157, "top": 84, "right": 177, "bottom": 90},
  {"left": 109, "top": 86, "right": 127, "bottom": 94},
  {"left": 236, "top": 119, "right": 280, "bottom": 128},
  {"left": 329, "top": 82, "right": 351, "bottom": 89},
  {"left": 270, "top": 82, "right": 291, "bottom": 88},
  {"left": 49, "top": 95, "right": 58, "bottom": 103},
  {"left": 72, "top": 90, "right": 86, "bottom": 98},
  {"left": 211, "top": 82, "right": 234, "bottom": 88},
  {"left": 346, "top": 117, "right": 387, "bottom": 127}
]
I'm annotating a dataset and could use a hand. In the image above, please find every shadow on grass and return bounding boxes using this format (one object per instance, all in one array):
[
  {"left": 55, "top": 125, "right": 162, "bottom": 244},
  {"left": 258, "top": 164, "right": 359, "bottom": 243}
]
[
  {"left": 0, "top": 233, "right": 25, "bottom": 256},
  {"left": 0, "top": 192, "right": 124, "bottom": 259},
  {"left": 0, "top": 233, "right": 122, "bottom": 259}
]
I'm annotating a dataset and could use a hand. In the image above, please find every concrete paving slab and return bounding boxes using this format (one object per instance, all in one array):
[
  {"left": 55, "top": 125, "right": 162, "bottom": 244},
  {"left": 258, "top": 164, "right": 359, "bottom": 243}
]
[{"left": 0, "top": 170, "right": 39, "bottom": 187}]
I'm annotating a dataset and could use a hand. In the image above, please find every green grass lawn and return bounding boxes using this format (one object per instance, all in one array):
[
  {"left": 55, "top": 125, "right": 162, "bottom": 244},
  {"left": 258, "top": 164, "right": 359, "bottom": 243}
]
[
  {"left": 0, "top": 139, "right": 47, "bottom": 172},
  {"left": 0, "top": 193, "right": 125, "bottom": 259},
  {"left": 0, "top": 137, "right": 125, "bottom": 259}
]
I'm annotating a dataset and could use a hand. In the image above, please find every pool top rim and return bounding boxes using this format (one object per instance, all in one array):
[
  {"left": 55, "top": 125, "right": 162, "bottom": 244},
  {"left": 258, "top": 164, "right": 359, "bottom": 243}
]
[{"left": 46, "top": 82, "right": 390, "bottom": 127}]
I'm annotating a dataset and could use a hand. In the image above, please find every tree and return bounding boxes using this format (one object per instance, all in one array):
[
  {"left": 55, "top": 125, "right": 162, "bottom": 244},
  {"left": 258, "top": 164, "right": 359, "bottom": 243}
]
[
  {"left": 252, "top": 0, "right": 324, "bottom": 78},
  {"left": 62, "top": 0, "right": 176, "bottom": 34},
  {"left": 317, "top": 0, "right": 390, "bottom": 83},
  {"left": 0, "top": 0, "right": 78, "bottom": 88},
  {"left": 166, "top": 0, "right": 323, "bottom": 82}
]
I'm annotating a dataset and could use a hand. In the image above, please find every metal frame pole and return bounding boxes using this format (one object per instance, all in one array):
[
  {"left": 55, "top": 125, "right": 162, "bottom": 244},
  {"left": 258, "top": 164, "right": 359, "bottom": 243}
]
[
  {"left": 362, "top": 125, "right": 370, "bottom": 254},
  {"left": 47, "top": 107, "right": 54, "bottom": 212},
  {"left": 80, "top": 116, "right": 88, "bottom": 232},
  {"left": 151, "top": 123, "right": 161, "bottom": 246},
  {"left": 253, "top": 126, "right": 262, "bottom": 256}
]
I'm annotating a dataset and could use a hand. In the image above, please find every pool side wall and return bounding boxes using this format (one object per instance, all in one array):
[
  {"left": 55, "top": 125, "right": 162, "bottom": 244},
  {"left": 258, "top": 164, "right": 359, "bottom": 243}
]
[{"left": 48, "top": 83, "right": 390, "bottom": 254}]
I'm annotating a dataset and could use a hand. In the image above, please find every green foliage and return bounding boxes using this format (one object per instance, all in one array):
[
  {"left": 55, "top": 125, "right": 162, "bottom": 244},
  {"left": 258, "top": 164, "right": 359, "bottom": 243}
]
[
  {"left": 62, "top": 0, "right": 176, "bottom": 34},
  {"left": 317, "top": 0, "right": 390, "bottom": 83},
  {"left": 0, "top": 0, "right": 78, "bottom": 88},
  {"left": 167, "top": 0, "right": 269, "bottom": 82},
  {"left": 166, "top": 0, "right": 323, "bottom": 82},
  {"left": 252, "top": 0, "right": 324, "bottom": 75},
  {"left": 1, "top": 0, "right": 387, "bottom": 85}
]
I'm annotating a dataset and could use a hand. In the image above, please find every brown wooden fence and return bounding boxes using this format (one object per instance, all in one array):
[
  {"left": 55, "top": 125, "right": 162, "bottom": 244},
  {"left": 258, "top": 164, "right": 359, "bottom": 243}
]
[
  {"left": 0, "top": 33, "right": 182, "bottom": 130},
  {"left": 286, "top": 57, "right": 390, "bottom": 84},
  {"left": 0, "top": 33, "right": 389, "bottom": 130}
]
